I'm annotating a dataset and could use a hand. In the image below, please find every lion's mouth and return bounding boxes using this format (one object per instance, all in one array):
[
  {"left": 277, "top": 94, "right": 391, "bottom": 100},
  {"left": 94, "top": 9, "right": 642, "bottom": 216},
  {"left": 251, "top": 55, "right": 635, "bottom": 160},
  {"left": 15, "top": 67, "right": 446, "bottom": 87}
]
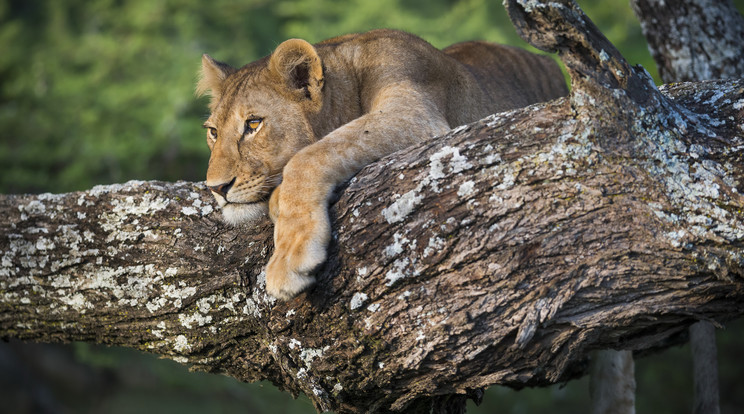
[
  {"left": 212, "top": 194, "right": 266, "bottom": 208},
  {"left": 224, "top": 200, "right": 260, "bottom": 206}
]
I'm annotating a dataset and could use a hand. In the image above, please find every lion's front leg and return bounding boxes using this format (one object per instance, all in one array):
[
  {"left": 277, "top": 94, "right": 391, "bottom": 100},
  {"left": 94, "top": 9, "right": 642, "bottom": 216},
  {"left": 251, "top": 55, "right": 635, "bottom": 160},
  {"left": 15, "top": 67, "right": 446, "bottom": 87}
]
[
  {"left": 265, "top": 86, "right": 450, "bottom": 300},
  {"left": 265, "top": 165, "right": 331, "bottom": 300},
  {"left": 265, "top": 210, "right": 328, "bottom": 300}
]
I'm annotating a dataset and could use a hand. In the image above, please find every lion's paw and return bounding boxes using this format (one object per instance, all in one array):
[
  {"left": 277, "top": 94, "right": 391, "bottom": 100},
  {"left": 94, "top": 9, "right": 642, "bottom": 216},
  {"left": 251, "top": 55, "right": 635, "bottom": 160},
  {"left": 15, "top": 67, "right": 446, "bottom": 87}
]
[
  {"left": 265, "top": 211, "right": 329, "bottom": 300},
  {"left": 265, "top": 264, "right": 316, "bottom": 301}
]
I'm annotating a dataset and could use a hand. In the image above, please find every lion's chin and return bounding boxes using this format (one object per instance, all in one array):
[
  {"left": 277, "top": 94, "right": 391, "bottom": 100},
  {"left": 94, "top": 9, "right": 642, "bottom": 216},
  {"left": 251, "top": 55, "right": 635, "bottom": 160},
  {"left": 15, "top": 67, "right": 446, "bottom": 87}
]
[{"left": 220, "top": 202, "right": 268, "bottom": 226}]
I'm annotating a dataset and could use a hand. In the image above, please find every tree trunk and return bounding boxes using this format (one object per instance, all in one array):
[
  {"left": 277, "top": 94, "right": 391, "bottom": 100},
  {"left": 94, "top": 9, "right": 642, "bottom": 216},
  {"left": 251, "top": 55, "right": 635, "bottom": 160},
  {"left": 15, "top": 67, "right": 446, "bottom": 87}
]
[
  {"left": 630, "top": 0, "right": 744, "bottom": 82},
  {"left": 590, "top": 350, "right": 635, "bottom": 414},
  {"left": 2, "top": 1, "right": 744, "bottom": 413},
  {"left": 690, "top": 321, "right": 720, "bottom": 414}
]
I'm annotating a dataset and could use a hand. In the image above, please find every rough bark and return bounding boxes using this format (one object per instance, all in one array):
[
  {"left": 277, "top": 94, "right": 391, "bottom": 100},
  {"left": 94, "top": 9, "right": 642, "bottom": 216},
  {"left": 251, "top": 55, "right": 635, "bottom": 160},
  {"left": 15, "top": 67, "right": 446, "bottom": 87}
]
[
  {"left": 2, "top": 1, "right": 744, "bottom": 413},
  {"left": 632, "top": 3, "right": 744, "bottom": 413},
  {"left": 630, "top": 0, "right": 744, "bottom": 82}
]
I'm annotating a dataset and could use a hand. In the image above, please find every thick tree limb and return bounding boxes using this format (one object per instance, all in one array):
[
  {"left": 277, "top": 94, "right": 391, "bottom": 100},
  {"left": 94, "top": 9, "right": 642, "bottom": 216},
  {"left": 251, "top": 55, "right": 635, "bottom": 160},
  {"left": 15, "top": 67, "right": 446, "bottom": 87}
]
[{"left": 2, "top": 1, "right": 744, "bottom": 413}]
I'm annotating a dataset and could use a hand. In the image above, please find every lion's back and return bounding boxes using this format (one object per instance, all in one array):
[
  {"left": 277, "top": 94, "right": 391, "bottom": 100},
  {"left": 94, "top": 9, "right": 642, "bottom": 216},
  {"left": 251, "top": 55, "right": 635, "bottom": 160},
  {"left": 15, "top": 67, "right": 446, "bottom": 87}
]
[
  {"left": 443, "top": 41, "right": 568, "bottom": 111},
  {"left": 314, "top": 31, "right": 567, "bottom": 125}
]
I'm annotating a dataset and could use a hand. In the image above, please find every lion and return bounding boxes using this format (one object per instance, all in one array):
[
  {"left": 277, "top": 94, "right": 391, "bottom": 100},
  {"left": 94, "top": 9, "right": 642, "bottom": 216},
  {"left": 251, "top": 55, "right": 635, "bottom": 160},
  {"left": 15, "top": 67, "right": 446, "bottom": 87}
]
[{"left": 196, "top": 29, "right": 567, "bottom": 300}]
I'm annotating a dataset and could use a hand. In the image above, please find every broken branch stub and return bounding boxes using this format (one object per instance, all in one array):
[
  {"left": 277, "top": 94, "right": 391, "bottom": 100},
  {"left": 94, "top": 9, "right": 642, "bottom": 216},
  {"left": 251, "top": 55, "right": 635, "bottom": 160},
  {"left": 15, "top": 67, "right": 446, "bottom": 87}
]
[
  {"left": 506, "top": 0, "right": 744, "bottom": 251},
  {"left": 505, "top": 0, "right": 644, "bottom": 95}
]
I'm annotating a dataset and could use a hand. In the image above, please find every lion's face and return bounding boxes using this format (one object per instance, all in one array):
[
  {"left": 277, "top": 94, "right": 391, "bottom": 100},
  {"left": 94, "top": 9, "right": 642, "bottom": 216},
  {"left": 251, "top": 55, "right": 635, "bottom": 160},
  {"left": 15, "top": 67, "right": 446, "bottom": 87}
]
[
  {"left": 197, "top": 39, "right": 325, "bottom": 225},
  {"left": 203, "top": 83, "right": 315, "bottom": 225}
]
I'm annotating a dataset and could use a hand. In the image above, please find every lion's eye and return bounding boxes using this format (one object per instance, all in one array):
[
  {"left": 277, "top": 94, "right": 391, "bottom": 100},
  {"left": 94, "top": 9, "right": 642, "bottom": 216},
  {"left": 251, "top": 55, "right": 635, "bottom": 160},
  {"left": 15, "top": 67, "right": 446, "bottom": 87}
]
[
  {"left": 245, "top": 118, "right": 262, "bottom": 134},
  {"left": 207, "top": 127, "right": 217, "bottom": 141}
]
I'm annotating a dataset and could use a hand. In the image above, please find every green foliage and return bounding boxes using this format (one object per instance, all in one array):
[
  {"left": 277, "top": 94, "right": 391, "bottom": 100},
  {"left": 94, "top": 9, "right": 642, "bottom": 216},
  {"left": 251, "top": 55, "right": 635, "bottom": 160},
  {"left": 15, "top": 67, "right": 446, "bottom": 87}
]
[
  {"left": 0, "top": 0, "right": 283, "bottom": 193},
  {"left": 277, "top": 0, "right": 518, "bottom": 48}
]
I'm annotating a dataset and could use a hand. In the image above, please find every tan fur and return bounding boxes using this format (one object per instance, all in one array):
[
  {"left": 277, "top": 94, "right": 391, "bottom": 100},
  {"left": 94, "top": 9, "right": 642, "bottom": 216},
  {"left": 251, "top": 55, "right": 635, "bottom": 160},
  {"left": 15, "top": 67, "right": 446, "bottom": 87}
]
[{"left": 197, "top": 29, "right": 568, "bottom": 300}]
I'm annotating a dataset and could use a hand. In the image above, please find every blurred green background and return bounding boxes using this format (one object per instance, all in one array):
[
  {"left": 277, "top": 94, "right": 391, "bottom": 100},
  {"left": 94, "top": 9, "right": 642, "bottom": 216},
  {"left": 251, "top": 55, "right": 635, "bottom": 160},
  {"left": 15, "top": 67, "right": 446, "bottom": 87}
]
[{"left": 1, "top": 0, "right": 742, "bottom": 413}]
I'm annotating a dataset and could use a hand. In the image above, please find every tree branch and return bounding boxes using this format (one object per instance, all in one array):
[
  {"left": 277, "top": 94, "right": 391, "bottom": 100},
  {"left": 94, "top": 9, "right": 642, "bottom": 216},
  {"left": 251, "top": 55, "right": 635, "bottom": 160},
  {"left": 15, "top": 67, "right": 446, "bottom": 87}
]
[{"left": 2, "top": 1, "right": 744, "bottom": 413}]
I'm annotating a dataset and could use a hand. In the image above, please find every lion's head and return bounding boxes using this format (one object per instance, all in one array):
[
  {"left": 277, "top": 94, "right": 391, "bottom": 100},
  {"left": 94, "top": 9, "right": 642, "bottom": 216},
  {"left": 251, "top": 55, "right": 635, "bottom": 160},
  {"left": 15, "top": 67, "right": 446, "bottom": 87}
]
[{"left": 196, "top": 39, "right": 325, "bottom": 225}]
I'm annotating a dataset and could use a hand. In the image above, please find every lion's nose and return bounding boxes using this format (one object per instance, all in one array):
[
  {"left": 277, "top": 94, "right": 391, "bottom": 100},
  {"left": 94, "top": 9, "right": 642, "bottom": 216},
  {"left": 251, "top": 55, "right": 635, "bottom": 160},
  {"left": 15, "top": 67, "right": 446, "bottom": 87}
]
[{"left": 207, "top": 177, "right": 236, "bottom": 199}]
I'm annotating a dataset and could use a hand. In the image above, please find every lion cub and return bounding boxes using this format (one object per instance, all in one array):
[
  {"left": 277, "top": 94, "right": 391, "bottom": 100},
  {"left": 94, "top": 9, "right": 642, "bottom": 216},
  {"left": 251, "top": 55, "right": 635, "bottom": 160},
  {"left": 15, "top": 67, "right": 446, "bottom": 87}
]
[{"left": 197, "top": 29, "right": 567, "bottom": 300}]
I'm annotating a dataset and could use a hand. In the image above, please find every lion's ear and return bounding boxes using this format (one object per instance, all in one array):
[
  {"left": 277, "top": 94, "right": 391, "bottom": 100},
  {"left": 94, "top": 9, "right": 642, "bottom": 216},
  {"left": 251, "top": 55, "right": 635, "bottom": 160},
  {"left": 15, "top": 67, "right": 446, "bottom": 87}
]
[
  {"left": 196, "top": 54, "right": 235, "bottom": 100},
  {"left": 269, "top": 39, "right": 324, "bottom": 101}
]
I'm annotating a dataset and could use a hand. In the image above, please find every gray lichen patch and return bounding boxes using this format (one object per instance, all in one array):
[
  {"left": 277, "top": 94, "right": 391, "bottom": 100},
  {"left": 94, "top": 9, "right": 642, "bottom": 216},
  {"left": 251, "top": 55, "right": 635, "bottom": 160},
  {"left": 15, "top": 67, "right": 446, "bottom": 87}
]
[
  {"left": 381, "top": 190, "right": 423, "bottom": 224},
  {"left": 2, "top": 181, "right": 238, "bottom": 331},
  {"left": 381, "top": 145, "right": 476, "bottom": 224},
  {"left": 635, "top": 106, "right": 744, "bottom": 244},
  {"left": 99, "top": 191, "right": 171, "bottom": 242}
]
